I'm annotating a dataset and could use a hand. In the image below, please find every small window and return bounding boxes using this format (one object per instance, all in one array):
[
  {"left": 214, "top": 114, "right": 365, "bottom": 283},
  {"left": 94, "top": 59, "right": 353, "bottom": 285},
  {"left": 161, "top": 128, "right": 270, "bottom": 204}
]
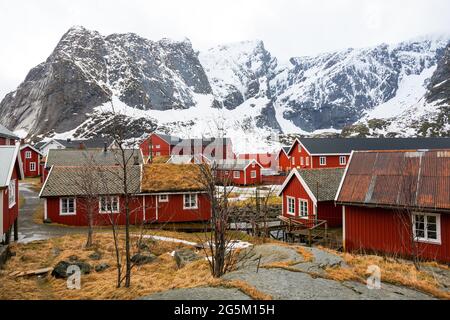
[
  {"left": 306, "top": 157, "right": 310, "bottom": 166},
  {"left": 183, "top": 194, "right": 198, "bottom": 209},
  {"left": 158, "top": 194, "right": 169, "bottom": 202},
  {"left": 8, "top": 180, "right": 16, "bottom": 208},
  {"left": 30, "top": 162, "right": 36, "bottom": 171},
  {"left": 299, "top": 199, "right": 308, "bottom": 218},
  {"left": 99, "top": 196, "right": 120, "bottom": 213},
  {"left": 251, "top": 170, "right": 257, "bottom": 179},
  {"left": 291, "top": 157, "right": 295, "bottom": 165},
  {"left": 155, "top": 145, "right": 161, "bottom": 149},
  {"left": 233, "top": 171, "right": 240, "bottom": 179},
  {"left": 287, "top": 197, "right": 295, "bottom": 216},
  {"left": 224, "top": 171, "right": 229, "bottom": 175},
  {"left": 298, "top": 144, "right": 301, "bottom": 152},
  {"left": 60, "top": 197, "right": 76, "bottom": 215},
  {"left": 300, "top": 157, "right": 304, "bottom": 166},
  {"left": 25, "top": 151, "right": 32, "bottom": 159},
  {"left": 319, "top": 157, "right": 327, "bottom": 166},
  {"left": 156, "top": 152, "right": 161, "bottom": 156},
  {"left": 339, "top": 156, "right": 347, "bottom": 166},
  {"left": 413, "top": 213, "right": 441, "bottom": 244}
]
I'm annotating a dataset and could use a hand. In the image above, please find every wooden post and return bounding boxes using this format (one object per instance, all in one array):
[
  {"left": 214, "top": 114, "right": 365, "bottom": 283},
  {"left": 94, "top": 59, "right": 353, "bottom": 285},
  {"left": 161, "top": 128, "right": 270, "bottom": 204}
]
[{"left": 13, "top": 218, "right": 18, "bottom": 241}]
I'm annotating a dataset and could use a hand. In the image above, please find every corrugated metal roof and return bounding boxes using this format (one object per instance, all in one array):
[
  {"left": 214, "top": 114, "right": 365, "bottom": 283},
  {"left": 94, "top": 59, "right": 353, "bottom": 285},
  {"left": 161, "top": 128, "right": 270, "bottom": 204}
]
[
  {"left": 0, "top": 124, "right": 19, "bottom": 140},
  {"left": 297, "top": 138, "right": 450, "bottom": 155},
  {"left": 40, "top": 166, "right": 141, "bottom": 197},
  {"left": 336, "top": 150, "right": 450, "bottom": 210},
  {"left": 46, "top": 149, "right": 143, "bottom": 167},
  {"left": 0, "top": 146, "right": 18, "bottom": 187}
]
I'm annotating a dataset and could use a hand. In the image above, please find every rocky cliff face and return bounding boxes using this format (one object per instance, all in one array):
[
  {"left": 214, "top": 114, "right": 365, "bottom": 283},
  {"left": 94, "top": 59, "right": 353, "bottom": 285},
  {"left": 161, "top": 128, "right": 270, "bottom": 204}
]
[{"left": 0, "top": 27, "right": 449, "bottom": 150}]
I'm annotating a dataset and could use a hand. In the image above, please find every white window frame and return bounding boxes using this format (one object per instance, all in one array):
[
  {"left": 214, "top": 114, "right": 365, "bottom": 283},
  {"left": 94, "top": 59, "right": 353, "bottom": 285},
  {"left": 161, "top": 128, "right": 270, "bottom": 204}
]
[
  {"left": 339, "top": 156, "right": 347, "bottom": 166},
  {"left": 306, "top": 157, "right": 310, "bottom": 166},
  {"left": 319, "top": 157, "right": 327, "bottom": 166},
  {"left": 300, "top": 157, "right": 304, "bottom": 166},
  {"left": 155, "top": 145, "right": 161, "bottom": 149},
  {"left": 60, "top": 197, "right": 76, "bottom": 216},
  {"left": 224, "top": 170, "right": 229, "bottom": 175},
  {"left": 158, "top": 194, "right": 169, "bottom": 202},
  {"left": 287, "top": 197, "right": 296, "bottom": 216},
  {"left": 251, "top": 170, "right": 257, "bottom": 179},
  {"left": 25, "top": 151, "right": 32, "bottom": 159},
  {"left": 412, "top": 212, "right": 441, "bottom": 244},
  {"left": 8, "top": 180, "right": 16, "bottom": 208},
  {"left": 183, "top": 194, "right": 198, "bottom": 210},
  {"left": 99, "top": 196, "right": 120, "bottom": 214},
  {"left": 298, "top": 144, "right": 301, "bottom": 152},
  {"left": 156, "top": 152, "right": 161, "bottom": 156},
  {"left": 291, "top": 157, "right": 295, "bottom": 165},
  {"left": 233, "top": 171, "right": 241, "bottom": 179},
  {"left": 30, "top": 162, "right": 36, "bottom": 172},
  {"left": 299, "top": 199, "right": 309, "bottom": 218}
]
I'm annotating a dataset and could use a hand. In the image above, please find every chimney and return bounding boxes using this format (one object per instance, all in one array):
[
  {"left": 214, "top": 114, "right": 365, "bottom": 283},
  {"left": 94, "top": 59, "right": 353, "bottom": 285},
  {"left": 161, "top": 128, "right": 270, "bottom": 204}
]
[{"left": 103, "top": 142, "right": 108, "bottom": 153}]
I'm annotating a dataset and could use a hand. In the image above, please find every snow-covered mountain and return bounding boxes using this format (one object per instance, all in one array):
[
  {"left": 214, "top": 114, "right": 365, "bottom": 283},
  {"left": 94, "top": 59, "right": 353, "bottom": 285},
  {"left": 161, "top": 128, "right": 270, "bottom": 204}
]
[{"left": 0, "top": 27, "right": 449, "bottom": 153}]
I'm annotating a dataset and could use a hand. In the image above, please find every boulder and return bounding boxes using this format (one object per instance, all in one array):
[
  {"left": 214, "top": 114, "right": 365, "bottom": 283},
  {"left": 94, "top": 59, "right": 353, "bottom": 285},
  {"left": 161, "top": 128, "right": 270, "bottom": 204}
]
[
  {"left": 131, "top": 253, "right": 156, "bottom": 266},
  {"left": 88, "top": 251, "right": 102, "bottom": 261},
  {"left": 95, "top": 263, "right": 110, "bottom": 273},
  {"left": 173, "top": 249, "right": 202, "bottom": 268},
  {"left": 52, "top": 261, "right": 92, "bottom": 279}
]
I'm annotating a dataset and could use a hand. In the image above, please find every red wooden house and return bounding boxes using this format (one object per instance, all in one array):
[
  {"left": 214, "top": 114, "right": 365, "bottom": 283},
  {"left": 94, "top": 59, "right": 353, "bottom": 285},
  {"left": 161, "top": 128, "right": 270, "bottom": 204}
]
[
  {"left": 1, "top": 145, "right": 24, "bottom": 243},
  {"left": 141, "top": 164, "right": 211, "bottom": 223},
  {"left": 39, "top": 165, "right": 144, "bottom": 226},
  {"left": 20, "top": 144, "right": 43, "bottom": 178},
  {"left": 283, "top": 138, "right": 450, "bottom": 171},
  {"left": 278, "top": 168, "right": 344, "bottom": 228},
  {"left": 215, "top": 159, "right": 262, "bottom": 186},
  {"left": 140, "top": 133, "right": 234, "bottom": 163},
  {"left": 0, "top": 124, "right": 19, "bottom": 146},
  {"left": 276, "top": 147, "right": 291, "bottom": 172},
  {"left": 336, "top": 149, "right": 450, "bottom": 263}
]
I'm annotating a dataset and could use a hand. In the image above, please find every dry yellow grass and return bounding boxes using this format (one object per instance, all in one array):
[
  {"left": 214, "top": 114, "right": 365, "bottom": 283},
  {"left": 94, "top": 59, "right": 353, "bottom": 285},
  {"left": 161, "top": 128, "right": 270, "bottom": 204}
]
[
  {"left": 0, "top": 233, "right": 214, "bottom": 300},
  {"left": 325, "top": 252, "right": 450, "bottom": 300},
  {"left": 214, "top": 280, "right": 273, "bottom": 300}
]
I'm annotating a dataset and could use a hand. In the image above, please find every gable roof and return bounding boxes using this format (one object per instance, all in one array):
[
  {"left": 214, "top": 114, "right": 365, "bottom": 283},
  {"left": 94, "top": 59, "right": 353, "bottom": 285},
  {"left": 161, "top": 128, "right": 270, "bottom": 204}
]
[
  {"left": 278, "top": 168, "right": 345, "bottom": 202},
  {"left": 0, "top": 124, "right": 19, "bottom": 140},
  {"left": 276, "top": 147, "right": 290, "bottom": 160},
  {"left": 215, "top": 159, "right": 261, "bottom": 171},
  {"left": 46, "top": 149, "right": 143, "bottom": 168},
  {"left": 155, "top": 133, "right": 183, "bottom": 146},
  {"left": 288, "top": 138, "right": 450, "bottom": 156},
  {"left": 141, "top": 164, "right": 206, "bottom": 193},
  {"left": 336, "top": 150, "right": 450, "bottom": 211},
  {"left": 33, "top": 141, "right": 47, "bottom": 150},
  {"left": 39, "top": 165, "right": 141, "bottom": 197},
  {"left": 0, "top": 145, "right": 24, "bottom": 187},
  {"left": 20, "top": 144, "right": 44, "bottom": 156}
]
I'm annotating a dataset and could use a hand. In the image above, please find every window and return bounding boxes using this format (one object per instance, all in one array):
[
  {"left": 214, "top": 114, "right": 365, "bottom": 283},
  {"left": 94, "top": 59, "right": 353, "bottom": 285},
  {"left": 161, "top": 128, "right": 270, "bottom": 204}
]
[
  {"left": 299, "top": 199, "right": 308, "bottom": 218},
  {"left": 155, "top": 145, "right": 161, "bottom": 149},
  {"left": 319, "top": 157, "right": 327, "bottom": 166},
  {"left": 99, "top": 196, "right": 120, "bottom": 213},
  {"left": 8, "top": 180, "right": 16, "bottom": 208},
  {"left": 339, "top": 156, "right": 347, "bottom": 166},
  {"left": 298, "top": 144, "right": 301, "bottom": 152},
  {"left": 291, "top": 157, "right": 295, "bottom": 165},
  {"left": 224, "top": 171, "right": 229, "bottom": 175},
  {"left": 158, "top": 194, "right": 169, "bottom": 202},
  {"left": 413, "top": 213, "right": 441, "bottom": 244},
  {"left": 233, "top": 171, "right": 240, "bottom": 179},
  {"left": 30, "top": 162, "right": 36, "bottom": 171},
  {"left": 287, "top": 197, "right": 295, "bottom": 216},
  {"left": 183, "top": 194, "right": 198, "bottom": 209},
  {"left": 306, "top": 157, "right": 310, "bottom": 166},
  {"left": 25, "top": 151, "right": 32, "bottom": 159},
  {"left": 300, "top": 157, "right": 304, "bottom": 166},
  {"left": 60, "top": 198, "right": 76, "bottom": 215},
  {"left": 251, "top": 170, "right": 257, "bottom": 178}
]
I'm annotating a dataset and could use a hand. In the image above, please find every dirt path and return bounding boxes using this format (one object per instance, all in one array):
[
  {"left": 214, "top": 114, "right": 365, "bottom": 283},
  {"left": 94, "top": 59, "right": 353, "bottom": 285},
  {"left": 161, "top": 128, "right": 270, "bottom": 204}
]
[{"left": 18, "top": 182, "right": 86, "bottom": 243}]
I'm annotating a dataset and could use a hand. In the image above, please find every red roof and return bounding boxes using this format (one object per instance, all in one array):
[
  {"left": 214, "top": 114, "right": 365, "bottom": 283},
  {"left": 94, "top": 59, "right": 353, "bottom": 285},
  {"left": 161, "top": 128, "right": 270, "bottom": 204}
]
[{"left": 336, "top": 150, "right": 450, "bottom": 211}]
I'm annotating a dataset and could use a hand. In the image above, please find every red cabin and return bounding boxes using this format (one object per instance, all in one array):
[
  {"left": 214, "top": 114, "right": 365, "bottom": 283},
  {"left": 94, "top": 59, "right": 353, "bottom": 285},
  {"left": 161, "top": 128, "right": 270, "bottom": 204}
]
[
  {"left": 141, "top": 164, "right": 211, "bottom": 223},
  {"left": 20, "top": 144, "right": 43, "bottom": 178},
  {"left": 285, "top": 137, "right": 450, "bottom": 171},
  {"left": 278, "top": 168, "right": 344, "bottom": 228},
  {"left": 216, "top": 159, "right": 262, "bottom": 186},
  {"left": 276, "top": 147, "right": 291, "bottom": 172},
  {"left": 336, "top": 149, "right": 450, "bottom": 263},
  {"left": 0, "top": 145, "right": 24, "bottom": 243},
  {"left": 0, "top": 124, "right": 19, "bottom": 146}
]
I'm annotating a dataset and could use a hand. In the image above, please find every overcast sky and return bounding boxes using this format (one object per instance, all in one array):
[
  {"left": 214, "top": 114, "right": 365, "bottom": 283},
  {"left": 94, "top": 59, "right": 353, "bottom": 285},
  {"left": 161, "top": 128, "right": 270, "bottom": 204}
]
[{"left": 1, "top": 0, "right": 450, "bottom": 99}]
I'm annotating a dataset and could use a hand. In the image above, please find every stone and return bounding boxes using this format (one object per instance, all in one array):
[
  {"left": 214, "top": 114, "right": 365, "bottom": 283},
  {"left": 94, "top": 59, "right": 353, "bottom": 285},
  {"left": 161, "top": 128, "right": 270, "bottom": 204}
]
[
  {"left": 131, "top": 253, "right": 156, "bottom": 266},
  {"left": 173, "top": 249, "right": 202, "bottom": 268},
  {"left": 139, "top": 287, "right": 252, "bottom": 300},
  {"left": 95, "top": 263, "right": 111, "bottom": 273},
  {"left": 236, "top": 244, "right": 304, "bottom": 270},
  {"left": 68, "top": 255, "right": 79, "bottom": 262},
  {"left": 52, "top": 261, "right": 92, "bottom": 279},
  {"left": 88, "top": 251, "right": 102, "bottom": 261}
]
